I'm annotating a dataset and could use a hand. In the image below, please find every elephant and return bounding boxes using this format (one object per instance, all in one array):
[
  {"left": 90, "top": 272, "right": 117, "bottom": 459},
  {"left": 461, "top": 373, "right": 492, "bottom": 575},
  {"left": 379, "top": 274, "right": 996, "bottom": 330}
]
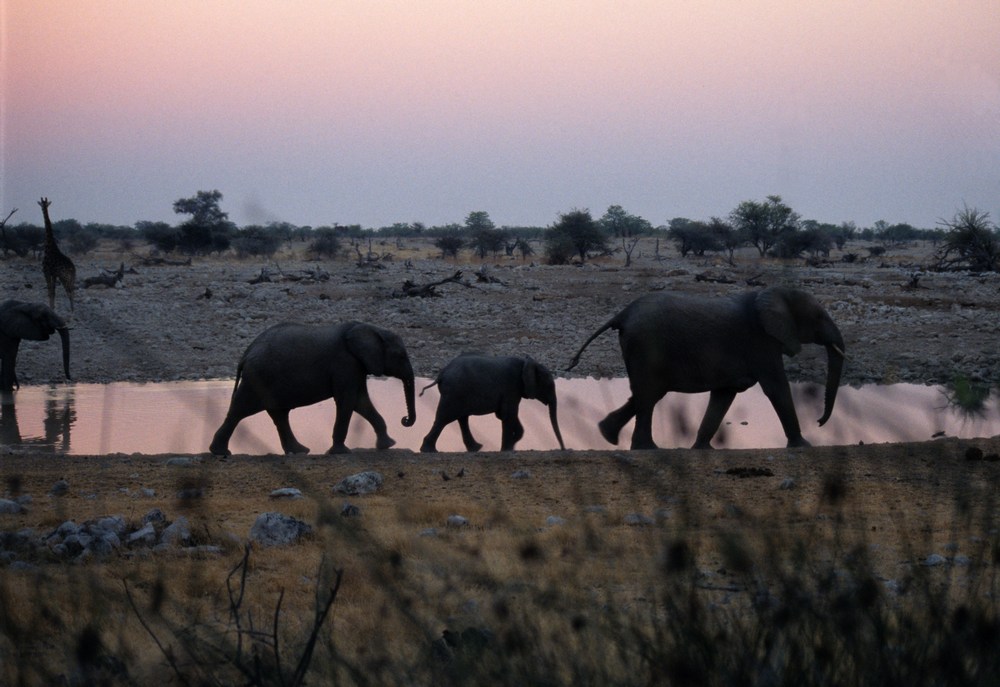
[
  {"left": 419, "top": 353, "right": 565, "bottom": 452},
  {"left": 209, "top": 321, "right": 416, "bottom": 455},
  {"left": 0, "top": 300, "right": 71, "bottom": 393},
  {"left": 566, "top": 287, "right": 846, "bottom": 450}
]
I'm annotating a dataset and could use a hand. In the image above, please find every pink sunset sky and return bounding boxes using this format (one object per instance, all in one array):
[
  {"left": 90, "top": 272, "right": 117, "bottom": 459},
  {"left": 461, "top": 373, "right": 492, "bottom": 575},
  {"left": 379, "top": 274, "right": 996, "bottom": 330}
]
[{"left": 2, "top": 1, "right": 998, "bottom": 229}]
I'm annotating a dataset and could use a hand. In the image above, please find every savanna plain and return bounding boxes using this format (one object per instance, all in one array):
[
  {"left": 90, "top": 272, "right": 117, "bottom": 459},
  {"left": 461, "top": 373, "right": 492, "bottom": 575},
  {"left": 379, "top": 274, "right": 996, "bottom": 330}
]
[{"left": 2, "top": 236, "right": 1000, "bottom": 685}]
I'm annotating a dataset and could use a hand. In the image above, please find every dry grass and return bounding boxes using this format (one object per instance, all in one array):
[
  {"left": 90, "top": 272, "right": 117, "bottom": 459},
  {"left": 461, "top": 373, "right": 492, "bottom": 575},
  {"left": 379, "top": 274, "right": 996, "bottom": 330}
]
[{"left": 3, "top": 439, "right": 1000, "bottom": 684}]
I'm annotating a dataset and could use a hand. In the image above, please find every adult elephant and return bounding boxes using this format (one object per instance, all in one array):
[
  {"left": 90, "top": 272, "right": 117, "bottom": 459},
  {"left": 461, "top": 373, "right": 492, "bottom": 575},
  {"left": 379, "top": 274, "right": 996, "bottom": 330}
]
[
  {"left": 209, "top": 321, "right": 416, "bottom": 455},
  {"left": 0, "top": 300, "right": 71, "bottom": 393},
  {"left": 566, "top": 287, "right": 845, "bottom": 450},
  {"left": 420, "top": 354, "right": 565, "bottom": 452}
]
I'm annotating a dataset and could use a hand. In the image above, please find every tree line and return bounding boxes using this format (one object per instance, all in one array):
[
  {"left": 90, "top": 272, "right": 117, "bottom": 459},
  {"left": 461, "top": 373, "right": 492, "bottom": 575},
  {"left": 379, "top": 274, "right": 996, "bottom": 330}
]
[{"left": 1, "top": 190, "right": 996, "bottom": 271}]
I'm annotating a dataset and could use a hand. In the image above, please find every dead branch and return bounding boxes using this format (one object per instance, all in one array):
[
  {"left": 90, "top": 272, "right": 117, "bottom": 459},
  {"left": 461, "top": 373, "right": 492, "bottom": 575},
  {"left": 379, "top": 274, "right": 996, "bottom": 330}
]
[
  {"left": 394, "top": 270, "right": 469, "bottom": 297},
  {"left": 137, "top": 255, "right": 192, "bottom": 267},
  {"left": 695, "top": 271, "right": 736, "bottom": 284},
  {"left": 82, "top": 262, "right": 131, "bottom": 289}
]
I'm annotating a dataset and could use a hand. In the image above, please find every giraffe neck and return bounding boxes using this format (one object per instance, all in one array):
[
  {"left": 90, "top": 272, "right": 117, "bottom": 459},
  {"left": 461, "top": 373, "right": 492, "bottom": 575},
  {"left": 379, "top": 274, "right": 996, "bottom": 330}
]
[{"left": 42, "top": 207, "right": 57, "bottom": 247}]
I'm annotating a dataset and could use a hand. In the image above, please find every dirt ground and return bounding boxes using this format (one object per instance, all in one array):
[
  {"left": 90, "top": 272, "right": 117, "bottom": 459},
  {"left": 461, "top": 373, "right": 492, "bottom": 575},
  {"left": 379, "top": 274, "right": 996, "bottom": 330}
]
[{"left": 2, "top": 237, "right": 1000, "bottom": 681}]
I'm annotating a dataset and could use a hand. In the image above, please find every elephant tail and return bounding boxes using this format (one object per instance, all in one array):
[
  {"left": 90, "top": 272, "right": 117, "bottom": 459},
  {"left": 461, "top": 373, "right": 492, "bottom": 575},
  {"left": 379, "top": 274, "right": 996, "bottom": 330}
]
[
  {"left": 419, "top": 379, "right": 438, "bottom": 397},
  {"left": 565, "top": 318, "right": 618, "bottom": 372},
  {"left": 230, "top": 360, "right": 245, "bottom": 400}
]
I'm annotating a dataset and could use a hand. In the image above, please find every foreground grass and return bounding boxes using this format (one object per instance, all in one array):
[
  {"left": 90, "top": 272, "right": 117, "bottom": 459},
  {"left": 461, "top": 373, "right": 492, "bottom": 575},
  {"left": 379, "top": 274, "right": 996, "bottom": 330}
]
[{"left": 2, "top": 442, "right": 1000, "bottom": 685}]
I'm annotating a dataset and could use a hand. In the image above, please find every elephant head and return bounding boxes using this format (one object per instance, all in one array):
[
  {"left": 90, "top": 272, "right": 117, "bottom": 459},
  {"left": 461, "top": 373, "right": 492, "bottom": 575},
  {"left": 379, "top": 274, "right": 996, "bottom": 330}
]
[
  {"left": 756, "top": 287, "right": 845, "bottom": 426},
  {"left": 521, "top": 356, "right": 565, "bottom": 450},
  {"left": 344, "top": 323, "right": 416, "bottom": 428},
  {"left": 0, "top": 300, "right": 71, "bottom": 392}
]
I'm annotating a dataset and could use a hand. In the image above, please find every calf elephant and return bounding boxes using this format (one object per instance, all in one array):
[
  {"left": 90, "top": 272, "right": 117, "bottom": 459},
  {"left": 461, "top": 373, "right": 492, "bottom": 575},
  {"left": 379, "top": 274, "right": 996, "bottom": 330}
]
[
  {"left": 566, "top": 287, "right": 845, "bottom": 449},
  {"left": 209, "top": 321, "right": 416, "bottom": 455},
  {"left": 0, "top": 300, "right": 71, "bottom": 393},
  {"left": 420, "top": 354, "right": 565, "bottom": 452}
]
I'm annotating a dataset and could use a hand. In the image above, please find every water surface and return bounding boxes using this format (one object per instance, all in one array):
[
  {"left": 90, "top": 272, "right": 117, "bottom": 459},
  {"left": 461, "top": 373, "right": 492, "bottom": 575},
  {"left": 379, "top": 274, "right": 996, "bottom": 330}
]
[{"left": 1, "top": 378, "right": 996, "bottom": 455}]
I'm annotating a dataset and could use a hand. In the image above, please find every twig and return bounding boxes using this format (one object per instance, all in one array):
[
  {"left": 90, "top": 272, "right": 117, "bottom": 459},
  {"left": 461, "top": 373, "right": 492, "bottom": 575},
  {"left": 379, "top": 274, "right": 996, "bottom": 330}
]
[{"left": 123, "top": 579, "right": 192, "bottom": 686}]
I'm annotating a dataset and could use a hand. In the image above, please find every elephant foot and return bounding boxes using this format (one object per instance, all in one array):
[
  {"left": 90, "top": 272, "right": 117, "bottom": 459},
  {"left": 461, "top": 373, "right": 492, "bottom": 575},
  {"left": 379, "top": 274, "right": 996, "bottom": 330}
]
[
  {"left": 629, "top": 436, "right": 659, "bottom": 451},
  {"left": 786, "top": 436, "right": 811, "bottom": 448},
  {"left": 283, "top": 441, "right": 310, "bottom": 455},
  {"left": 597, "top": 416, "right": 622, "bottom": 445},
  {"left": 691, "top": 439, "right": 714, "bottom": 450},
  {"left": 208, "top": 443, "right": 231, "bottom": 457},
  {"left": 420, "top": 440, "right": 438, "bottom": 453},
  {"left": 326, "top": 444, "right": 352, "bottom": 455},
  {"left": 376, "top": 435, "right": 397, "bottom": 450}
]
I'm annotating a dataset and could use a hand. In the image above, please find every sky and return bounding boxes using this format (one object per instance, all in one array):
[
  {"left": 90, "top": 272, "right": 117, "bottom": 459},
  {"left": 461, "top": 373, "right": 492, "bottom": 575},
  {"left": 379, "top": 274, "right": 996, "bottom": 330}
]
[{"left": 2, "top": 1, "right": 998, "bottom": 230}]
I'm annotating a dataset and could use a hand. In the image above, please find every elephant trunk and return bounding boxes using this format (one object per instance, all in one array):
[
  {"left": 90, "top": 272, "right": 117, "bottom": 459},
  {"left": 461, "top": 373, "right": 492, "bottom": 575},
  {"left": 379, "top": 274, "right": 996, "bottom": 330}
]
[
  {"left": 817, "top": 329, "right": 845, "bottom": 426},
  {"left": 400, "top": 367, "right": 416, "bottom": 427},
  {"left": 548, "top": 399, "right": 565, "bottom": 451},
  {"left": 57, "top": 327, "right": 71, "bottom": 381}
]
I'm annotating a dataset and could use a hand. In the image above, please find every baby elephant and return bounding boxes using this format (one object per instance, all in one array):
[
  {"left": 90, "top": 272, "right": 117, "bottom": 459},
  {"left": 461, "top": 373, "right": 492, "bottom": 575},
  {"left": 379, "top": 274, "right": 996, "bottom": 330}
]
[{"left": 420, "top": 354, "right": 565, "bottom": 452}]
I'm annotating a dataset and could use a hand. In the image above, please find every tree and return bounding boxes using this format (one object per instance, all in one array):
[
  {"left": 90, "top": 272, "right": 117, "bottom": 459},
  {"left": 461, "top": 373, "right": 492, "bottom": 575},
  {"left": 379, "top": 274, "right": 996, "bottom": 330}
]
[
  {"left": 172, "top": 189, "right": 236, "bottom": 255},
  {"left": 545, "top": 209, "right": 608, "bottom": 264},
  {"left": 232, "top": 225, "right": 283, "bottom": 258},
  {"left": 138, "top": 221, "right": 181, "bottom": 253},
  {"left": 463, "top": 211, "right": 504, "bottom": 259},
  {"left": 599, "top": 205, "right": 652, "bottom": 238},
  {"left": 934, "top": 206, "right": 999, "bottom": 272},
  {"left": 730, "top": 195, "right": 800, "bottom": 256}
]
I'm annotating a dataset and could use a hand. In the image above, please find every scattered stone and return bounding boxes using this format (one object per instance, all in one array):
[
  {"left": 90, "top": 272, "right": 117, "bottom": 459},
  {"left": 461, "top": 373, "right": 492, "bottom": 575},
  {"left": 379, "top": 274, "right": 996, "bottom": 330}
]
[
  {"left": 779, "top": 478, "right": 796, "bottom": 490},
  {"left": 420, "top": 528, "right": 439, "bottom": 537},
  {"left": 166, "top": 457, "right": 194, "bottom": 467},
  {"left": 270, "top": 487, "right": 303, "bottom": 499},
  {"left": 0, "top": 499, "right": 23, "bottom": 514},
  {"left": 624, "top": 513, "right": 654, "bottom": 526},
  {"left": 128, "top": 523, "right": 158, "bottom": 547},
  {"left": 333, "top": 471, "right": 384, "bottom": 495},
  {"left": 511, "top": 470, "right": 531, "bottom": 480},
  {"left": 545, "top": 515, "right": 566, "bottom": 526},
  {"left": 49, "top": 480, "right": 69, "bottom": 497},
  {"left": 725, "top": 467, "right": 775, "bottom": 478},
  {"left": 143, "top": 509, "right": 166, "bottom": 525},
  {"left": 446, "top": 515, "right": 469, "bottom": 528},
  {"left": 341, "top": 503, "right": 361, "bottom": 517},
  {"left": 923, "top": 553, "right": 947, "bottom": 567},
  {"left": 160, "top": 517, "right": 191, "bottom": 546},
  {"left": 249, "top": 512, "right": 312, "bottom": 547}
]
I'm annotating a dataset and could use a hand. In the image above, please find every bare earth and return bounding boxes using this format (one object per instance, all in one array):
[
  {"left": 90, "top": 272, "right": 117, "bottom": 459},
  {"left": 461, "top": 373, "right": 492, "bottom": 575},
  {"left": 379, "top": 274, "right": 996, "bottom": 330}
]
[{"left": 1, "top": 238, "right": 999, "bottom": 680}]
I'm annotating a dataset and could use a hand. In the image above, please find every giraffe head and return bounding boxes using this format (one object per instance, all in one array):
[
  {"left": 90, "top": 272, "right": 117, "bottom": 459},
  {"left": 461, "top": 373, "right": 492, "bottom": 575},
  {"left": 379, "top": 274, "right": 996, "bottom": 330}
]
[{"left": 38, "top": 197, "right": 51, "bottom": 210}]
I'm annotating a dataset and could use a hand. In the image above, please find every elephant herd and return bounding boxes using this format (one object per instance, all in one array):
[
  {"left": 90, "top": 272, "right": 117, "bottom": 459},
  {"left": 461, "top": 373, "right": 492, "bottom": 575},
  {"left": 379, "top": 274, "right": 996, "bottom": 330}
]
[{"left": 1, "top": 286, "right": 847, "bottom": 455}]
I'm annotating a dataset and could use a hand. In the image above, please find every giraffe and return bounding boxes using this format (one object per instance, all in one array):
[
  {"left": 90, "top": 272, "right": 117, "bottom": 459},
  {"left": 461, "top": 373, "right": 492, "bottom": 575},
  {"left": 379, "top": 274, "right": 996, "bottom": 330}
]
[{"left": 38, "top": 197, "right": 76, "bottom": 311}]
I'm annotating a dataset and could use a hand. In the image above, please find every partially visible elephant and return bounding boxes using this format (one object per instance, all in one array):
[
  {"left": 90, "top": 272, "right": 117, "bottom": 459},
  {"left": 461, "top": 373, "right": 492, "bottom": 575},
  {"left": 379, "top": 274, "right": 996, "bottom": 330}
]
[
  {"left": 209, "top": 321, "right": 416, "bottom": 455},
  {"left": 0, "top": 300, "right": 71, "bottom": 393},
  {"left": 566, "top": 287, "right": 845, "bottom": 449},
  {"left": 420, "top": 353, "right": 565, "bottom": 452}
]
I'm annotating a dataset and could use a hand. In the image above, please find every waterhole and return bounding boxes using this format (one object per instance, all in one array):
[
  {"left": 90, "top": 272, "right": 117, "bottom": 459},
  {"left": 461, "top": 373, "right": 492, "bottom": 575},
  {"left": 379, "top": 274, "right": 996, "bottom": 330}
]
[{"left": 1, "top": 379, "right": 996, "bottom": 455}]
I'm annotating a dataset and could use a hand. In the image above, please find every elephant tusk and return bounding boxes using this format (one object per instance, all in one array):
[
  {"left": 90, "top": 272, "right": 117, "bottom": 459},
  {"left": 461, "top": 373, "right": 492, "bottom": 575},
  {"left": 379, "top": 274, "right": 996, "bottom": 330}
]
[{"left": 831, "top": 344, "right": 848, "bottom": 360}]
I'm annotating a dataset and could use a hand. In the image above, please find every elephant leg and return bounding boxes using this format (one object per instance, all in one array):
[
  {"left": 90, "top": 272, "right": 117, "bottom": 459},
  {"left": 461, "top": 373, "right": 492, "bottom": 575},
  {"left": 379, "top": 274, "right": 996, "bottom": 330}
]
[
  {"left": 630, "top": 379, "right": 670, "bottom": 450},
  {"left": 500, "top": 415, "right": 524, "bottom": 452},
  {"left": 599, "top": 397, "right": 636, "bottom": 445},
  {"left": 268, "top": 409, "right": 310, "bottom": 455},
  {"left": 458, "top": 417, "right": 482, "bottom": 452},
  {"left": 693, "top": 389, "right": 738, "bottom": 449},
  {"left": 328, "top": 395, "right": 357, "bottom": 454},
  {"left": 354, "top": 390, "right": 395, "bottom": 450},
  {"left": 420, "top": 413, "right": 450, "bottom": 453},
  {"left": 209, "top": 387, "right": 264, "bottom": 456},
  {"left": 759, "top": 376, "right": 809, "bottom": 447}
]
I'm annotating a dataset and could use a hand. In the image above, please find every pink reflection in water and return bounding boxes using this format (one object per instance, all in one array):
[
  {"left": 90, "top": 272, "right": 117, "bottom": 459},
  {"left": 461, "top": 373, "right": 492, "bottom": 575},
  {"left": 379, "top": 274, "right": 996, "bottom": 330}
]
[{"left": 1, "top": 378, "right": 997, "bottom": 455}]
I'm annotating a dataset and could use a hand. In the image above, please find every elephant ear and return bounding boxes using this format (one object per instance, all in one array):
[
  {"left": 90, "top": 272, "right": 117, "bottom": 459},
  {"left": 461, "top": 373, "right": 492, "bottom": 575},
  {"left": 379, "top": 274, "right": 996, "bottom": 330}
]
[
  {"left": 521, "top": 357, "right": 540, "bottom": 399},
  {"left": 756, "top": 288, "right": 802, "bottom": 356},
  {"left": 344, "top": 324, "right": 386, "bottom": 376}
]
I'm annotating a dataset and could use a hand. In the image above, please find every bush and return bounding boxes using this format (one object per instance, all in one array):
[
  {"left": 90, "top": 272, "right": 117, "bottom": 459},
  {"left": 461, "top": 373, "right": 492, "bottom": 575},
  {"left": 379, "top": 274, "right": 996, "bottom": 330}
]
[
  {"left": 434, "top": 235, "right": 464, "bottom": 259},
  {"left": 934, "top": 206, "right": 999, "bottom": 272},
  {"left": 307, "top": 228, "right": 341, "bottom": 259},
  {"left": 232, "top": 225, "right": 283, "bottom": 259}
]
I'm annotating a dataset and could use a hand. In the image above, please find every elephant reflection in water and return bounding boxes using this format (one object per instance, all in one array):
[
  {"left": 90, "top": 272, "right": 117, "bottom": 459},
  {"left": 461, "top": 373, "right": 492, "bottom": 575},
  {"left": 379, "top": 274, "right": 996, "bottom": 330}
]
[{"left": 0, "top": 391, "right": 76, "bottom": 451}]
